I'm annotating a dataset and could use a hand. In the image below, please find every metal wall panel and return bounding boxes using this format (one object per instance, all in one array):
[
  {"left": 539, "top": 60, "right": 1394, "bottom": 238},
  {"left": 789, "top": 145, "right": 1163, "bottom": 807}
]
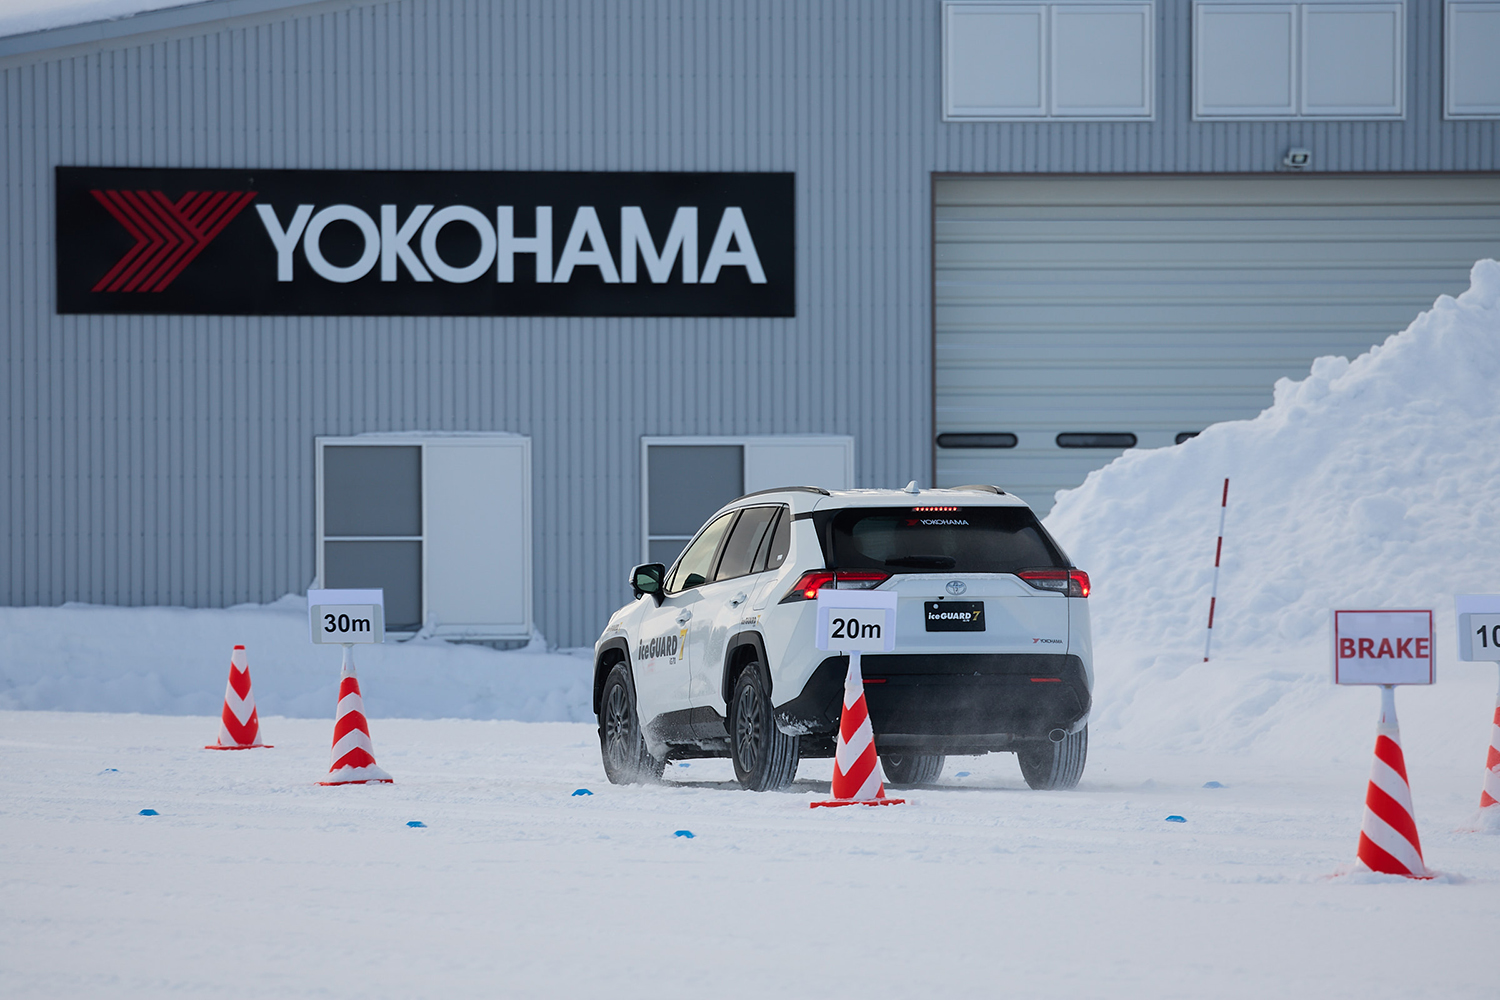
[{"left": 2, "top": 0, "right": 1495, "bottom": 645}]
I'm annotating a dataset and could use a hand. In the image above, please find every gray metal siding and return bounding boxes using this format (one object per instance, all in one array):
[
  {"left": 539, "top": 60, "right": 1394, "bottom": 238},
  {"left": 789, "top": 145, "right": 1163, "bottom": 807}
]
[{"left": 2, "top": 0, "right": 1495, "bottom": 645}]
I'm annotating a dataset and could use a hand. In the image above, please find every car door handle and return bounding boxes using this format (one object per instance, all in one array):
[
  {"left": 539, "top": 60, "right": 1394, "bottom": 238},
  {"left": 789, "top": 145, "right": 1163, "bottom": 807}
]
[
  {"left": 729, "top": 592, "right": 749, "bottom": 607},
  {"left": 676, "top": 610, "right": 693, "bottom": 625}
]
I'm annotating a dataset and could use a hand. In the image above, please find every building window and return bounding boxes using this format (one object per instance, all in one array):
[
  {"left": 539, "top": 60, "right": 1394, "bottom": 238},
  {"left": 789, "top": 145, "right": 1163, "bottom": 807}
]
[
  {"left": 943, "top": 2, "right": 1155, "bottom": 121},
  {"left": 317, "top": 434, "right": 532, "bottom": 639},
  {"left": 1446, "top": 2, "right": 1500, "bottom": 119},
  {"left": 641, "top": 436, "right": 854, "bottom": 566},
  {"left": 1193, "top": 2, "right": 1405, "bottom": 120}
]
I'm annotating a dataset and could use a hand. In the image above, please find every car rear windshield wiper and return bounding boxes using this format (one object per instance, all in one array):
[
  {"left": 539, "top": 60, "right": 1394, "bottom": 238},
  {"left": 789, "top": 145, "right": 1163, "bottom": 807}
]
[{"left": 883, "top": 555, "right": 957, "bottom": 569}]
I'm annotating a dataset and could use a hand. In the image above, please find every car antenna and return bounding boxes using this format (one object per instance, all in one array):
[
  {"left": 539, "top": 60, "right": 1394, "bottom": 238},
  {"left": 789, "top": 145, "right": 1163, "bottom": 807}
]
[{"left": 903, "top": 480, "right": 920, "bottom": 494}]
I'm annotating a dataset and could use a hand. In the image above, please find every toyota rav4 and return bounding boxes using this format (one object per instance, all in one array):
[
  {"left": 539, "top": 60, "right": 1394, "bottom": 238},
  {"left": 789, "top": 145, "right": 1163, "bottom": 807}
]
[{"left": 592, "top": 484, "right": 1092, "bottom": 791}]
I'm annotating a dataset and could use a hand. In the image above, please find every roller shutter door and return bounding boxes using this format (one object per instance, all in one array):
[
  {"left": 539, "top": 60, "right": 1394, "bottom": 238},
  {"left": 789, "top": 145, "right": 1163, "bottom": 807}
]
[{"left": 934, "top": 175, "right": 1500, "bottom": 514}]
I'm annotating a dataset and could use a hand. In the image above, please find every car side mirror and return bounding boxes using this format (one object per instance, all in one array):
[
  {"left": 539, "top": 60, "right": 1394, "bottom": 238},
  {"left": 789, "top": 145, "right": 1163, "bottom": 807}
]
[{"left": 631, "top": 563, "right": 666, "bottom": 605}]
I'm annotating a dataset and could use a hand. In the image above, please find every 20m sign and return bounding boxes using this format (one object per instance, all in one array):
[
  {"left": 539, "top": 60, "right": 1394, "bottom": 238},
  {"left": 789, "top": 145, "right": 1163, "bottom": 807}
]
[{"left": 56, "top": 167, "right": 794, "bottom": 317}]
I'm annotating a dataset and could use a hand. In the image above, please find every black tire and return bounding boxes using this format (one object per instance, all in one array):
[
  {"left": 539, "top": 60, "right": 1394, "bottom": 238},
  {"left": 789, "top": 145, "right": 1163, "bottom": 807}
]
[
  {"left": 730, "top": 664, "right": 800, "bottom": 791},
  {"left": 881, "top": 752, "right": 945, "bottom": 786},
  {"left": 1017, "top": 725, "right": 1088, "bottom": 790},
  {"left": 597, "top": 663, "right": 665, "bottom": 785}
]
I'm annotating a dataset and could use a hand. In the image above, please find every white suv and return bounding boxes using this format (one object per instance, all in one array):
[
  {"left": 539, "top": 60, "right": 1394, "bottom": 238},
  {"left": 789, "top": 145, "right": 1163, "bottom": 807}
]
[{"left": 593, "top": 485, "right": 1093, "bottom": 791}]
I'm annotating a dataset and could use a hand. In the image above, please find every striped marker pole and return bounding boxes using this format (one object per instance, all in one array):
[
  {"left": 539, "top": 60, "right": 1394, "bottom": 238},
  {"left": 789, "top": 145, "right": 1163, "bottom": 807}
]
[
  {"left": 318, "top": 645, "right": 393, "bottom": 786},
  {"left": 811, "top": 651, "right": 903, "bottom": 808},
  {"left": 1203, "top": 478, "right": 1230, "bottom": 662},
  {"left": 205, "top": 645, "right": 271, "bottom": 749},
  {"left": 1480, "top": 673, "right": 1500, "bottom": 810},
  {"left": 1356, "top": 685, "right": 1430, "bottom": 878}
]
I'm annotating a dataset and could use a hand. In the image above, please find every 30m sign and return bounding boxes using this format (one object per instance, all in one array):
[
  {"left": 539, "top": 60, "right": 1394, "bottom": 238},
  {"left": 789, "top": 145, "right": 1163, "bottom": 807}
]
[{"left": 55, "top": 167, "right": 794, "bottom": 317}]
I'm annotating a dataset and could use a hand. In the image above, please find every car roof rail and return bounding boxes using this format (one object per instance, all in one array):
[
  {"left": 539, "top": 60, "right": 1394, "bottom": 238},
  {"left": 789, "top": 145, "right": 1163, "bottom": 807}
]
[
  {"left": 949, "top": 484, "right": 1007, "bottom": 494},
  {"left": 733, "top": 485, "right": 832, "bottom": 501}
]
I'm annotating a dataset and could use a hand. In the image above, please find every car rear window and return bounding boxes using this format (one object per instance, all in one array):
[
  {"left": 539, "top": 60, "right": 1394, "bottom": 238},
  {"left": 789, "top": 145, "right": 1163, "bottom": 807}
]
[{"left": 815, "top": 506, "right": 1069, "bottom": 574}]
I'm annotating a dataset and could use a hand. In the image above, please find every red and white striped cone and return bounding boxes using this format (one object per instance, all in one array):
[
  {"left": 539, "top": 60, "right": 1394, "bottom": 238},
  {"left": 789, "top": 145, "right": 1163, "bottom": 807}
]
[
  {"left": 811, "top": 652, "right": 903, "bottom": 808},
  {"left": 1479, "top": 689, "right": 1500, "bottom": 811},
  {"left": 1355, "top": 686, "right": 1429, "bottom": 878},
  {"left": 318, "top": 646, "right": 392, "bottom": 786},
  {"left": 205, "top": 645, "right": 271, "bottom": 749}
]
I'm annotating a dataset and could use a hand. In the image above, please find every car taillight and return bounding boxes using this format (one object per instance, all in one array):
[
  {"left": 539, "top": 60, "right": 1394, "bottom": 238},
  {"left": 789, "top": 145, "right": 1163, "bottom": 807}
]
[
  {"left": 780, "top": 569, "right": 891, "bottom": 603},
  {"left": 1018, "top": 569, "right": 1090, "bottom": 598}
]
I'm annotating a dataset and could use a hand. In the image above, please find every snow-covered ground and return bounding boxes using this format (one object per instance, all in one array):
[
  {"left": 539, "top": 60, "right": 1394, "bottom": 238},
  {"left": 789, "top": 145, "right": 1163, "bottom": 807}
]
[
  {"left": 5, "top": 261, "right": 1500, "bottom": 997},
  {"left": 3, "top": 710, "right": 1497, "bottom": 1000}
]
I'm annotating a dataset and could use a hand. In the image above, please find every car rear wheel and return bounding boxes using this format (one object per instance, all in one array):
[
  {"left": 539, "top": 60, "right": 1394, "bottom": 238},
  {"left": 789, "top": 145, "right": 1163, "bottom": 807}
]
[
  {"left": 880, "top": 753, "right": 945, "bottom": 786},
  {"left": 730, "top": 664, "right": 800, "bottom": 791},
  {"left": 1017, "top": 725, "right": 1087, "bottom": 790},
  {"left": 598, "top": 663, "right": 665, "bottom": 785}
]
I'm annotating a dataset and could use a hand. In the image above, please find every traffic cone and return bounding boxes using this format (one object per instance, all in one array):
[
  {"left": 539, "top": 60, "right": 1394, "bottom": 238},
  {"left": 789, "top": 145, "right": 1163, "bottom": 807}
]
[
  {"left": 1479, "top": 690, "right": 1500, "bottom": 811},
  {"left": 205, "top": 645, "right": 271, "bottom": 749},
  {"left": 1355, "top": 686, "right": 1429, "bottom": 878},
  {"left": 811, "top": 653, "right": 903, "bottom": 808},
  {"left": 319, "top": 645, "right": 392, "bottom": 785}
]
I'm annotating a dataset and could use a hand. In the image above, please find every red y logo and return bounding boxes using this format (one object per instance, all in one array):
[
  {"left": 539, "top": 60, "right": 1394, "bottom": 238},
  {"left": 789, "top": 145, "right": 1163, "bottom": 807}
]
[{"left": 90, "top": 189, "right": 257, "bottom": 292}]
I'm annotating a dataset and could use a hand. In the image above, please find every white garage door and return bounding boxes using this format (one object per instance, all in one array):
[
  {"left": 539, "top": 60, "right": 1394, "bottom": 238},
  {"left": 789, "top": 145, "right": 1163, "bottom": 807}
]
[{"left": 935, "top": 175, "right": 1500, "bottom": 514}]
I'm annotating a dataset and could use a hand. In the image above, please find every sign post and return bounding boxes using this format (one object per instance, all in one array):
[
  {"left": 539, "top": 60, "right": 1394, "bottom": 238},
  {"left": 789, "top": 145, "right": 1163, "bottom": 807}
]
[
  {"left": 811, "top": 588, "right": 903, "bottom": 807},
  {"left": 1332, "top": 608, "right": 1434, "bottom": 877},
  {"left": 1455, "top": 596, "right": 1500, "bottom": 814}
]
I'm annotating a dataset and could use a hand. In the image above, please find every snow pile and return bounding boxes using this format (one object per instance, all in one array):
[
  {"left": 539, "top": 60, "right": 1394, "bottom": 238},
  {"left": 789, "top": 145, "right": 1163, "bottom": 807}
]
[
  {"left": 1046, "top": 260, "right": 1500, "bottom": 761},
  {"left": 0, "top": 596, "right": 593, "bottom": 723}
]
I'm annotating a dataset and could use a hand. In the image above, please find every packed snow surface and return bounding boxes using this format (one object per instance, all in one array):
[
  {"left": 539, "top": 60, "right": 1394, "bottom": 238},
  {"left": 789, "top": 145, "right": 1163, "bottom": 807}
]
[{"left": 2, "top": 711, "right": 1497, "bottom": 1000}]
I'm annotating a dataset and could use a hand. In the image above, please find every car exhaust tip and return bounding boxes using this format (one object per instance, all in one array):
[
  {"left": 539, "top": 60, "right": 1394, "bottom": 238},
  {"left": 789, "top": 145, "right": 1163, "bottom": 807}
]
[{"left": 1048, "top": 728, "right": 1067, "bottom": 743}]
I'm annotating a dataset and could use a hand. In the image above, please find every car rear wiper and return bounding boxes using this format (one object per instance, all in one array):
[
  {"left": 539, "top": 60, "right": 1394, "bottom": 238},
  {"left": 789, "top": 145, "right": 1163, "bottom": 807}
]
[{"left": 884, "top": 555, "right": 957, "bottom": 569}]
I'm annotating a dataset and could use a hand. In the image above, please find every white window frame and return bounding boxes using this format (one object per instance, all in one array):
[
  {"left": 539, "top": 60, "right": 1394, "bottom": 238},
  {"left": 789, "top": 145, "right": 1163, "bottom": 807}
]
[
  {"left": 1446, "top": 1, "right": 1500, "bottom": 119},
  {"left": 942, "top": 1, "right": 1156, "bottom": 122},
  {"left": 316, "top": 432, "right": 533, "bottom": 640},
  {"left": 639, "top": 435, "right": 855, "bottom": 564},
  {"left": 1192, "top": 1, "right": 1406, "bottom": 121}
]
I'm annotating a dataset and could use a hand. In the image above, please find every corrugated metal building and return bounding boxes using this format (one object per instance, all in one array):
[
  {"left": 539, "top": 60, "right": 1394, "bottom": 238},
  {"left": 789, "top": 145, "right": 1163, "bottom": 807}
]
[{"left": 3, "top": 0, "right": 1498, "bottom": 647}]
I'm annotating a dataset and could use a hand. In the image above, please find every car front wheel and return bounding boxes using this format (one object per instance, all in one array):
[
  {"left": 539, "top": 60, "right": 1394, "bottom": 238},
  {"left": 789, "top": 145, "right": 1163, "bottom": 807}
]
[
  {"left": 598, "top": 663, "right": 665, "bottom": 785},
  {"left": 730, "top": 664, "right": 800, "bottom": 791}
]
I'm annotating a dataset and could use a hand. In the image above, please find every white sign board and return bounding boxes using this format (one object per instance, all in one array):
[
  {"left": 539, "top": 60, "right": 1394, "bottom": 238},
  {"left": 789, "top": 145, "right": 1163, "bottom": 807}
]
[
  {"left": 1332, "top": 609, "right": 1433, "bottom": 685},
  {"left": 308, "top": 588, "right": 385, "bottom": 644},
  {"left": 1456, "top": 595, "right": 1500, "bottom": 662},
  {"left": 816, "top": 589, "right": 898, "bottom": 653}
]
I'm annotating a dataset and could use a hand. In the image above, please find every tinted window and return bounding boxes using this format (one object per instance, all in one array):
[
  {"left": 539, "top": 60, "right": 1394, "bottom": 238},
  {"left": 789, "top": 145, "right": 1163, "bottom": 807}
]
[
  {"left": 666, "top": 512, "right": 736, "bottom": 593},
  {"left": 756, "top": 508, "right": 791, "bottom": 573},
  {"left": 714, "top": 506, "right": 779, "bottom": 582},
  {"left": 819, "top": 506, "right": 1066, "bottom": 574},
  {"left": 323, "top": 446, "right": 421, "bottom": 536}
]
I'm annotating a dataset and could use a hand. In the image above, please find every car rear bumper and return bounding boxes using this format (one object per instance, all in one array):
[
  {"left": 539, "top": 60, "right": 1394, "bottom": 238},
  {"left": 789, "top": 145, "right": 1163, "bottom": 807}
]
[{"left": 775, "top": 652, "right": 1091, "bottom": 754}]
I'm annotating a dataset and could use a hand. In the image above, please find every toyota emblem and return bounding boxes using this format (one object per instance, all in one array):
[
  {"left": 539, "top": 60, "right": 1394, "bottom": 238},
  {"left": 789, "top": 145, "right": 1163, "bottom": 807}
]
[{"left": 945, "top": 580, "right": 967, "bottom": 596}]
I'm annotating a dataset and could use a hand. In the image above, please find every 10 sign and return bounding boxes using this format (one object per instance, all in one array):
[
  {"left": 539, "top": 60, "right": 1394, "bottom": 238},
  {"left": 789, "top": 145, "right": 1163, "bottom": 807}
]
[{"left": 1459, "top": 613, "right": 1500, "bottom": 662}]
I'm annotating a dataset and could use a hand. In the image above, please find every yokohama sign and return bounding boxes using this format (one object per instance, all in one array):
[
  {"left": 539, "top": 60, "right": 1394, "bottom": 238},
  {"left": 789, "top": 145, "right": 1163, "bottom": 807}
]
[{"left": 55, "top": 167, "right": 794, "bottom": 317}]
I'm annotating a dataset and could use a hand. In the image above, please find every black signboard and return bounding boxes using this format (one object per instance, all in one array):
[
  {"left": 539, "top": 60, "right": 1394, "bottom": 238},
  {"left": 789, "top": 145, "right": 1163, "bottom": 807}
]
[{"left": 55, "top": 167, "right": 794, "bottom": 317}]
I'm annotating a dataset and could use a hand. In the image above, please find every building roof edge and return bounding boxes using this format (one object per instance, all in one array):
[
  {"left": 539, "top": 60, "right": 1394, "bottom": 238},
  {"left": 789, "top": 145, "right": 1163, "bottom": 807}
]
[{"left": 0, "top": 0, "right": 370, "bottom": 63}]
